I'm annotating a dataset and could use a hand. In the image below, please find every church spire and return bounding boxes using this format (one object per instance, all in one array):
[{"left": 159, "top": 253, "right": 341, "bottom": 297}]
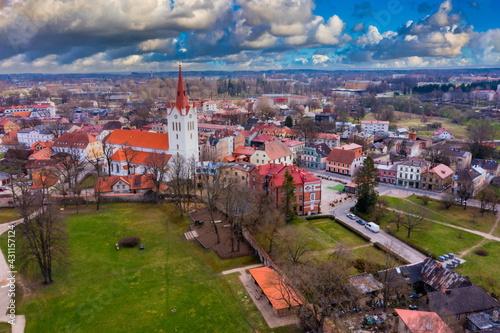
[{"left": 176, "top": 64, "right": 189, "bottom": 110}]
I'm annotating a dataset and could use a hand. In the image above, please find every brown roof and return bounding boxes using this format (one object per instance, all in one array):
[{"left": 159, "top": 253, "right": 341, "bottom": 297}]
[
  {"left": 261, "top": 140, "right": 292, "bottom": 160},
  {"left": 395, "top": 309, "right": 452, "bottom": 333},
  {"left": 326, "top": 148, "right": 361, "bottom": 164},
  {"left": 53, "top": 132, "right": 98, "bottom": 149},
  {"left": 95, "top": 174, "right": 168, "bottom": 193}
]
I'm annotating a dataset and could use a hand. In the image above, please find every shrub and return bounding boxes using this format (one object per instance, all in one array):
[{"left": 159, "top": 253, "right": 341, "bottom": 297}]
[
  {"left": 420, "top": 195, "right": 430, "bottom": 205},
  {"left": 353, "top": 258, "right": 366, "bottom": 272},
  {"left": 118, "top": 236, "right": 140, "bottom": 248},
  {"left": 474, "top": 249, "right": 489, "bottom": 257}
]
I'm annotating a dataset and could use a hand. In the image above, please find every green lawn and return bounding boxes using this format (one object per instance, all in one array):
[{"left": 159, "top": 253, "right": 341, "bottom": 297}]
[
  {"left": 462, "top": 241, "right": 500, "bottom": 294},
  {"left": 79, "top": 174, "right": 96, "bottom": 189},
  {"left": 0, "top": 323, "right": 11, "bottom": 333},
  {"left": 0, "top": 203, "right": 286, "bottom": 333},
  {"left": 312, "top": 219, "right": 369, "bottom": 247},
  {"left": 327, "top": 184, "right": 344, "bottom": 192},
  {"left": 284, "top": 221, "right": 337, "bottom": 251},
  {"left": 0, "top": 208, "right": 20, "bottom": 223},
  {"left": 385, "top": 195, "right": 497, "bottom": 234}
]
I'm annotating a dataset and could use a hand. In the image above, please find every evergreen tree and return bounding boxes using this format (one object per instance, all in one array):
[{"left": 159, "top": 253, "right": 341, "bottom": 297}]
[
  {"left": 354, "top": 156, "right": 379, "bottom": 214},
  {"left": 284, "top": 115, "right": 293, "bottom": 128},
  {"left": 281, "top": 169, "right": 297, "bottom": 220}
]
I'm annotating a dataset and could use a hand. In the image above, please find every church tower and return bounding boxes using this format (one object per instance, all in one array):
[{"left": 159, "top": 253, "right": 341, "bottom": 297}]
[{"left": 167, "top": 65, "right": 199, "bottom": 162}]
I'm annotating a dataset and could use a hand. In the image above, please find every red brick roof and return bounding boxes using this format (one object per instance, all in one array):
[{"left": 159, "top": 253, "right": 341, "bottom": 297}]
[
  {"left": 30, "top": 170, "right": 59, "bottom": 190},
  {"left": 30, "top": 141, "right": 53, "bottom": 150},
  {"left": 104, "top": 129, "right": 169, "bottom": 151},
  {"left": 110, "top": 148, "right": 171, "bottom": 166}
]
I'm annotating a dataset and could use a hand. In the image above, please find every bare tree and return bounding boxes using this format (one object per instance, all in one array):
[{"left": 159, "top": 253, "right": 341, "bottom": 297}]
[
  {"left": 456, "top": 178, "right": 473, "bottom": 210},
  {"left": 253, "top": 207, "right": 284, "bottom": 254},
  {"left": 440, "top": 192, "right": 455, "bottom": 210},
  {"left": 122, "top": 148, "right": 135, "bottom": 176},
  {"left": 399, "top": 204, "right": 426, "bottom": 238},
  {"left": 276, "top": 228, "right": 313, "bottom": 266},
  {"left": 89, "top": 151, "right": 103, "bottom": 210},
  {"left": 166, "top": 154, "right": 188, "bottom": 215},
  {"left": 145, "top": 151, "right": 170, "bottom": 203},
  {"left": 102, "top": 141, "right": 115, "bottom": 177}
]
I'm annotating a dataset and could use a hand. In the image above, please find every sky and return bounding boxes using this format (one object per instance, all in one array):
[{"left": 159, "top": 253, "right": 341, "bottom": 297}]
[{"left": 0, "top": 0, "right": 499, "bottom": 74}]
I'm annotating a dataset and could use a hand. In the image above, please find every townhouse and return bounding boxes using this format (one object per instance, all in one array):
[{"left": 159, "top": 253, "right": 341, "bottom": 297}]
[
  {"left": 250, "top": 140, "right": 293, "bottom": 166},
  {"left": 310, "top": 132, "right": 340, "bottom": 149},
  {"left": 396, "top": 159, "right": 432, "bottom": 188},
  {"left": 377, "top": 163, "right": 398, "bottom": 185},
  {"left": 297, "top": 143, "right": 331, "bottom": 170},
  {"left": 326, "top": 143, "right": 364, "bottom": 177},
  {"left": 52, "top": 132, "right": 103, "bottom": 161},
  {"left": 421, "top": 164, "right": 454, "bottom": 191}
]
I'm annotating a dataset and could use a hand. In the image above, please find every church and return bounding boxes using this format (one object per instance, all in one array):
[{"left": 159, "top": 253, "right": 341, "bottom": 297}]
[{"left": 103, "top": 65, "right": 199, "bottom": 176}]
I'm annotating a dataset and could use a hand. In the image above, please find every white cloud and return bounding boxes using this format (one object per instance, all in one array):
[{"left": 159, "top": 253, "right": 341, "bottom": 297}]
[{"left": 312, "top": 54, "right": 329, "bottom": 64}]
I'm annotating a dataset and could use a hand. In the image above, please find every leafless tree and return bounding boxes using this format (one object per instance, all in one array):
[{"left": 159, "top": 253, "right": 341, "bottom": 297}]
[
  {"left": 166, "top": 154, "right": 188, "bottom": 215},
  {"left": 145, "top": 151, "right": 170, "bottom": 203},
  {"left": 253, "top": 207, "right": 284, "bottom": 254},
  {"left": 456, "top": 178, "right": 473, "bottom": 210},
  {"left": 440, "top": 192, "right": 455, "bottom": 210},
  {"left": 102, "top": 141, "right": 115, "bottom": 177},
  {"left": 276, "top": 228, "right": 313, "bottom": 266},
  {"left": 89, "top": 151, "right": 103, "bottom": 210},
  {"left": 122, "top": 148, "right": 135, "bottom": 176},
  {"left": 399, "top": 204, "right": 426, "bottom": 238}
]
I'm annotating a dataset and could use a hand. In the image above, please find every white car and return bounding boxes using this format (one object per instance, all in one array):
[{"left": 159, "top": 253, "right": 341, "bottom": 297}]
[
  {"left": 365, "top": 222, "right": 380, "bottom": 233},
  {"left": 346, "top": 213, "right": 357, "bottom": 220}
]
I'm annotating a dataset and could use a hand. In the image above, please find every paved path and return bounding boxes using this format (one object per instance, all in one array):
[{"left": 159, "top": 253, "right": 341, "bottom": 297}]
[
  {"left": 0, "top": 221, "right": 26, "bottom": 333},
  {"left": 326, "top": 200, "right": 427, "bottom": 264},
  {"left": 221, "top": 264, "right": 300, "bottom": 329}
]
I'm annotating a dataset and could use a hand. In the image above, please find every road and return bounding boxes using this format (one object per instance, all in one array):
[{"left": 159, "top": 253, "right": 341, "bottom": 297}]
[{"left": 325, "top": 200, "right": 428, "bottom": 264}]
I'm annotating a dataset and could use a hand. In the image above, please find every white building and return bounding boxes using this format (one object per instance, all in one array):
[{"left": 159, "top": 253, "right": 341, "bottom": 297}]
[
  {"left": 202, "top": 100, "right": 219, "bottom": 113},
  {"left": 360, "top": 120, "right": 389, "bottom": 135},
  {"left": 17, "top": 129, "right": 54, "bottom": 148}
]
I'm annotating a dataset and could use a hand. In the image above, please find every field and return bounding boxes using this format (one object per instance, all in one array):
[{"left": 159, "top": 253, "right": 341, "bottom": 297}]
[
  {"left": 0, "top": 203, "right": 299, "bottom": 333},
  {"left": 386, "top": 195, "right": 498, "bottom": 233},
  {"left": 462, "top": 241, "right": 500, "bottom": 295},
  {"left": 0, "top": 208, "right": 20, "bottom": 223},
  {"left": 327, "top": 184, "right": 344, "bottom": 192}
]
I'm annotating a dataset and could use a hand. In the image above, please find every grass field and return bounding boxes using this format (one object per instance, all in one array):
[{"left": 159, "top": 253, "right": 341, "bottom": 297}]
[
  {"left": 311, "top": 219, "right": 369, "bottom": 247},
  {"left": 0, "top": 203, "right": 293, "bottom": 333},
  {"left": 327, "top": 184, "right": 344, "bottom": 192},
  {"left": 386, "top": 195, "right": 497, "bottom": 233},
  {"left": 461, "top": 241, "right": 500, "bottom": 295},
  {"left": 79, "top": 174, "right": 96, "bottom": 189},
  {"left": 0, "top": 208, "right": 20, "bottom": 223}
]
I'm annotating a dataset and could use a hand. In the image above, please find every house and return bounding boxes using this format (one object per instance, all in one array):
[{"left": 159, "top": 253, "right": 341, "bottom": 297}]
[
  {"left": 230, "top": 162, "right": 256, "bottom": 186},
  {"left": 249, "top": 163, "right": 322, "bottom": 215},
  {"left": 349, "top": 273, "right": 383, "bottom": 307},
  {"left": 227, "top": 145, "right": 256, "bottom": 163},
  {"left": 395, "top": 309, "right": 453, "bottom": 333},
  {"left": 420, "top": 164, "right": 454, "bottom": 192},
  {"left": 282, "top": 139, "right": 304, "bottom": 160},
  {"left": 377, "top": 163, "right": 398, "bottom": 185},
  {"left": 250, "top": 134, "right": 276, "bottom": 148},
  {"left": 472, "top": 159, "right": 500, "bottom": 177},
  {"left": 466, "top": 310, "right": 500, "bottom": 332},
  {"left": 17, "top": 128, "right": 54, "bottom": 148},
  {"left": 434, "top": 128, "right": 453, "bottom": 140},
  {"left": 52, "top": 132, "right": 103, "bottom": 161},
  {"left": 326, "top": 143, "right": 364, "bottom": 176},
  {"left": 368, "top": 142, "right": 387, "bottom": 155},
  {"left": 0, "top": 118, "right": 19, "bottom": 134},
  {"left": 397, "top": 159, "right": 432, "bottom": 188},
  {"left": 250, "top": 140, "right": 293, "bottom": 166},
  {"left": 396, "top": 141, "right": 423, "bottom": 157},
  {"left": 452, "top": 166, "right": 487, "bottom": 197},
  {"left": 248, "top": 266, "right": 303, "bottom": 317},
  {"left": 335, "top": 122, "right": 358, "bottom": 139},
  {"left": 311, "top": 132, "right": 340, "bottom": 149},
  {"left": 421, "top": 284, "right": 500, "bottom": 328},
  {"left": 297, "top": 143, "right": 331, "bottom": 170},
  {"left": 445, "top": 149, "right": 472, "bottom": 171},
  {"left": 361, "top": 120, "right": 390, "bottom": 136},
  {"left": 30, "top": 170, "right": 59, "bottom": 192},
  {"left": 94, "top": 174, "right": 167, "bottom": 195},
  {"left": 30, "top": 141, "right": 53, "bottom": 151}
]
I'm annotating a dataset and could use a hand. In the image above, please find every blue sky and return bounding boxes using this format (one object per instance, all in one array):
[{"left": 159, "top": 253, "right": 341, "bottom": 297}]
[{"left": 0, "top": 0, "right": 499, "bottom": 73}]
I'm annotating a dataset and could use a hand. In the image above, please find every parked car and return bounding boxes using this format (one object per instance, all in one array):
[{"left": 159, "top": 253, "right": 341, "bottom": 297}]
[
  {"left": 346, "top": 213, "right": 357, "bottom": 220},
  {"left": 365, "top": 222, "right": 380, "bottom": 233},
  {"left": 356, "top": 219, "right": 366, "bottom": 225}
]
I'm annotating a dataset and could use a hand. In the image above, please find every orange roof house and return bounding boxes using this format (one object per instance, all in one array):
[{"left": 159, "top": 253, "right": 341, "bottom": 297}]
[
  {"left": 249, "top": 266, "right": 303, "bottom": 317},
  {"left": 395, "top": 309, "right": 452, "bottom": 333},
  {"left": 104, "top": 129, "right": 169, "bottom": 152},
  {"left": 95, "top": 174, "right": 168, "bottom": 194},
  {"left": 30, "top": 170, "right": 59, "bottom": 190},
  {"left": 30, "top": 141, "right": 53, "bottom": 151}
]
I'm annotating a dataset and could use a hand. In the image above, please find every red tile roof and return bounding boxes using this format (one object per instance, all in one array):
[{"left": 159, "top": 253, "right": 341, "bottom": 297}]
[
  {"left": 110, "top": 148, "right": 171, "bottom": 166},
  {"left": 395, "top": 309, "right": 452, "bottom": 333},
  {"left": 29, "top": 147, "right": 54, "bottom": 160},
  {"left": 326, "top": 148, "right": 361, "bottom": 164},
  {"left": 30, "top": 141, "right": 53, "bottom": 150},
  {"left": 30, "top": 170, "right": 59, "bottom": 190},
  {"left": 232, "top": 145, "right": 256, "bottom": 157},
  {"left": 424, "top": 164, "right": 454, "bottom": 179},
  {"left": 95, "top": 174, "right": 168, "bottom": 193},
  {"left": 104, "top": 129, "right": 169, "bottom": 151},
  {"left": 261, "top": 140, "right": 292, "bottom": 160}
]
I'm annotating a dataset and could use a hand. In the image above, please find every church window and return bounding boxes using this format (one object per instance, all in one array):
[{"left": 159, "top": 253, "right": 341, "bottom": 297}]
[
  {"left": 190, "top": 134, "right": 193, "bottom": 139},
  {"left": 176, "top": 134, "right": 178, "bottom": 139},
  {"left": 177, "top": 145, "right": 179, "bottom": 150}
]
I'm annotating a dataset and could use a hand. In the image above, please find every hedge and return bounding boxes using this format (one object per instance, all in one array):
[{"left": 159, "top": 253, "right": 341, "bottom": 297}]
[
  {"left": 385, "top": 230, "right": 435, "bottom": 259},
  {"left": 305, "top": 215, "right": 371, "bottom": 242},
  {"left": 373, "top": 242, "right": 410, "bottom": 265}
]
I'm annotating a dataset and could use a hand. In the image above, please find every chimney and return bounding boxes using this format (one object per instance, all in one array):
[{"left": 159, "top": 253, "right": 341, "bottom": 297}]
[{"left": 492, "top": 310, "right": 499, "bottom": 323}]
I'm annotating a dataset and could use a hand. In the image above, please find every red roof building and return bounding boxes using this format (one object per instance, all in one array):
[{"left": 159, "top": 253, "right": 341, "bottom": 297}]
[
  {"left": 95, "top": 174, "right": 168, "bottom": 194},
  {"left": 249, "top": 163, "right": 322, "bottom": 215},
  {"left": 395, "top": 309, "right": 452, "bottom": 333},
  {"left": 326, "top": 144, "right": 364, "bottom": 176}
]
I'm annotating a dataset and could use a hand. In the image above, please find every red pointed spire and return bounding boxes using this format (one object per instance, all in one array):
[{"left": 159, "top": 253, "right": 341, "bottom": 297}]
[{"left": 176, "top": 64, "right": 189, "bottom": 110}]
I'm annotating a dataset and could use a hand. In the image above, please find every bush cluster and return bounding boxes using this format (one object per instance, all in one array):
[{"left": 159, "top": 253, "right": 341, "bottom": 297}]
[
  {"left": 118, "top": 236, "right": 140, "bottom": 248},
  {"left": 474, "top": 249, "right": 489, "bottom": 257}
]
